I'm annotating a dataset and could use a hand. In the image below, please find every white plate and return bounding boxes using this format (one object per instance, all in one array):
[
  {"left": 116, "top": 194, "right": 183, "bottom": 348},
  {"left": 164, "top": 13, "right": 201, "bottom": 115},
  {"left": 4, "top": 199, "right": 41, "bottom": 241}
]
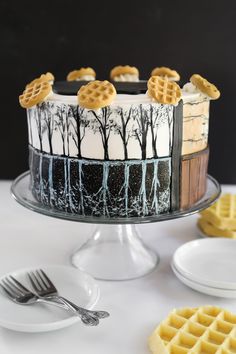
[
  {"left": 173, "top": 238, "right": 236, "bottom": 290},
  {"left": 171, "top": 263, "right": 236, "bottom": 298},
  {"left": 0, "top": 265, "right": 99, "bottom": 332}
]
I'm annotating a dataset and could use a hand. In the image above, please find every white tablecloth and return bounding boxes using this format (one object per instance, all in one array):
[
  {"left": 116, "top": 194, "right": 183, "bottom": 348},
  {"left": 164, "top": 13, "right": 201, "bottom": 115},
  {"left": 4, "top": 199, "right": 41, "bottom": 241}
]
[{"left": 0, "top": 181, "right": 234, "bottom": 354}]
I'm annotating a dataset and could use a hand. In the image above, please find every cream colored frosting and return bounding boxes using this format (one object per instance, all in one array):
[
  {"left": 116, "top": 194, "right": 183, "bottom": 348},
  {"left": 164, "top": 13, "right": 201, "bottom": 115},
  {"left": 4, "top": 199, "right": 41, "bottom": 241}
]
[
  {"left": 182, "top": 82, "right": 209, "bottom": 102},
  {"left": 113, "top": 74, "right": 139, "bottom": 82},
  {"left": 75, "top": 75, "right": 95, "bottom": 81}
]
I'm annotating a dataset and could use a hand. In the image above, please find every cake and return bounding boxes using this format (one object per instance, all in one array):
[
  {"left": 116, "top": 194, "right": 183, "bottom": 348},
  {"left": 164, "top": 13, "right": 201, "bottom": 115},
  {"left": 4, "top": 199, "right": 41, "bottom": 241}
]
[
  {"left": 19, "top": 67, "right": 220, "bottom": 218},
  {"left": 148, "top": 306, "right": 236, "bottom": 354}
]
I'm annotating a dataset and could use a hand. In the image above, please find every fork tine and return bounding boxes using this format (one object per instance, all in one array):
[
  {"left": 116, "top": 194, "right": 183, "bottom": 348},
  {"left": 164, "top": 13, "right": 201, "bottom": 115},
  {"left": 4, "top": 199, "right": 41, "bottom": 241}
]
[
  {"left": 0, "top": 283, "right": 16, "bottom": 299},
  {"left": 28, "top": 272, "right": 43, "bottom": 292},
  {"left": 1, "top": 279, "right": 20, "bottom": 298},
  {"left": 36, "top": 270, "right": 48, "bottom": 289},
  {"left": 9, "top": 276, "right": 30, "bottom": 294},
  {"left": 40, "top": 269, "right": 57, "bottom": 291},
  {"left": 4, "top": 277, "right": 25, "bottom": 295}
]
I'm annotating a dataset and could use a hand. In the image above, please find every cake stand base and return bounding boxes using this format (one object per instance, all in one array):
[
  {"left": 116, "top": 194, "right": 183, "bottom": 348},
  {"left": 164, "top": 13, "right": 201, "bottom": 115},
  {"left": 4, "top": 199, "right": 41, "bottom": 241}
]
[
  {"left": 11, "top": 172, "right": 221, "bottom": 281},
  {"left": 71, "top": 224, "right": 159, "bottom": 281}
]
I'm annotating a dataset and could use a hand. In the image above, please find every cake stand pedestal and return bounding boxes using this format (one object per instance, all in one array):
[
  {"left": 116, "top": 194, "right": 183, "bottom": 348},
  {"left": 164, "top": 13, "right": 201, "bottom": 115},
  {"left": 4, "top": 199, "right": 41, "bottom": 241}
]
[{"left": 11, "top": 172, "right": 220, "bottom": 281}]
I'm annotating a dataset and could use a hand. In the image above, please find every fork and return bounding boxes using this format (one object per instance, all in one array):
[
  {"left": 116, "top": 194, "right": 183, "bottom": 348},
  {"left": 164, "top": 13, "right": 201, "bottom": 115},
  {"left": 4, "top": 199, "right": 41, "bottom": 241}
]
[
  {"left": 28, "top": 269, "right": 109, "bottom": 321},
  {"left": 0, "top": 275, "right": 99, "bottom": 326}
]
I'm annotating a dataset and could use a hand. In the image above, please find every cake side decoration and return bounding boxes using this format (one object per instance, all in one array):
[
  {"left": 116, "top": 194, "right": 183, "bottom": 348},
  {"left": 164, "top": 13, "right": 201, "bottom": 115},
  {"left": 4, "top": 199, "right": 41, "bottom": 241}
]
[
  {"left": 20, "top": 69, "right": 220, "bottom": 218},
  {"left": 151, "top": 67, "right": 180, "bottom": 82},
  {"left": 147, "top": 76, "right": 182, "bottom": 105},
  {"left": 110, "top": 65, "right": 139, "bottom": 82},
  {"left": 77, "top": 80, "right": 116, "bottom": 109},
  {"left": 190, "top": 74, "right": 220, "bottom": 100},
  {"left": 67, "top": 68, "right": 96, "bottom": 82},
  {"left": 26, "top": 72, "right": 55, "bottom": 88},
  {"left": 19, "top": 81, "right": 52, "bottom": 108}
]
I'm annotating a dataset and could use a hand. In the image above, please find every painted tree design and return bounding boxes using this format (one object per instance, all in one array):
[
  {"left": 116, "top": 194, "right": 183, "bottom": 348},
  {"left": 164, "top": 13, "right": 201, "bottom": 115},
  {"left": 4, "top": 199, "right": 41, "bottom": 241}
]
[
  {"left": 54, "top": 104, "right": 68, "bottom": 156},
  {"left": 68, "top": 105, "right": 88, "bottom": 159},
  {"left": 149, "top": 104, "right": 173, "bottom": 158},
  {"left": 90, "top": 107, "right": 113, "bottom": 160},
  {"left": 35, "top": 105, "right": 43, "bottom": 152},
  {"left": 113, "top": 107, "right": 133, "bottom": 160},
  {"left": 133, "top": 104, "right": 150, "bottom": 160},
  {"left": 41, "top": 101, "right": 55, "bottom": 155}
]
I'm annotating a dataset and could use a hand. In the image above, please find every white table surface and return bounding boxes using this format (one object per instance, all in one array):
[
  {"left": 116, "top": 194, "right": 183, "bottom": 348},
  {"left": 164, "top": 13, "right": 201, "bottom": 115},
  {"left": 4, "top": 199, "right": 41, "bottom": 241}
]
[{"left": 0, "top": 181, "right": 235, "bottom": 354}]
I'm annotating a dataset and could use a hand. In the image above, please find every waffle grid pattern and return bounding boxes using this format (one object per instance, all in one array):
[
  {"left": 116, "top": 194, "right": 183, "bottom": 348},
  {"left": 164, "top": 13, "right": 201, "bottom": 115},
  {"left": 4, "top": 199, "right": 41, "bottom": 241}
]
[
  {"left": 19, "top": 81, "right": 51, "bottom": 108},
  {"left": 78, "top": 80, "right": 116, "bottom": 109},
  {"left": 200, "top": 194, "right": 236, "bottom": 229},
  {"left": 149, "top": 306, "right": 236, "bottom": 354},
  {"left": 147, "top": 76, "right": 181, "bottom": 105}
]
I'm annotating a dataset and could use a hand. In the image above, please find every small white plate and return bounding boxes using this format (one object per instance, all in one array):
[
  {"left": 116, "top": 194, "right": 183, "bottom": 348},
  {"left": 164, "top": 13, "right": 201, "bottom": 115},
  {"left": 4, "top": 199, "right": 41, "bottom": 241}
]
[
  {"left": 0, "top": 265, "right": 100, "bottom": 332},
  {"left": 172, "top": 263, "right": 236, "bottom": 298},
  {"left": 173, "top": 238, "right": 236, "bottom": 290}
]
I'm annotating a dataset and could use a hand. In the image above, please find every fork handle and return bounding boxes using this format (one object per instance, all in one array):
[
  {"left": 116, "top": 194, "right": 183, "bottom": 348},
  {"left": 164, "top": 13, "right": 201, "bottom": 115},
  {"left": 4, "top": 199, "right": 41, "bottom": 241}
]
[{"left": 51, "top": 296, "right": 109, "bottom": 319}]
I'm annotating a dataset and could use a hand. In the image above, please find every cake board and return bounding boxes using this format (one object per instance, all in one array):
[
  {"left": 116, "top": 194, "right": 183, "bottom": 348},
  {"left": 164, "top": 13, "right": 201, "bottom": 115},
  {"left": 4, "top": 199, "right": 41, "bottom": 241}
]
[{"left": 11, "top": 172, "right": 221, "bottom": 281}]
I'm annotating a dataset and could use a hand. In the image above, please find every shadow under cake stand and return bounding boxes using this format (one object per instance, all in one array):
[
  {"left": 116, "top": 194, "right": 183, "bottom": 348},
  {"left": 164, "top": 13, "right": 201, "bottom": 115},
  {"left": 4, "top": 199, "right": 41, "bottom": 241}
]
[{"left": 11, "top": 172, "right": 220, "bottom": 281}]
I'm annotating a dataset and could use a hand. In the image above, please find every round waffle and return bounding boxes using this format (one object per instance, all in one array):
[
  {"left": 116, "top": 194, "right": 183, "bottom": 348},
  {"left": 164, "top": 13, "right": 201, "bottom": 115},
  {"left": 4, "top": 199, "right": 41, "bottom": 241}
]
[
  {"left": 149, "top": 306, "right": 236, "bottom": 354},
  {"left": 151, "top": 67, "right": 180, "bottom": 81},
  {"left": 77, "top": 80, "right": 116, "bottom": 109},
  {"left": 147, "top": 76, "right": 182, "bottom": 105},
  {"left": 26, "top": 72, "right": 55, "bottom": 88},
  {"left": 110, "top": 65, "right": 139, "bottom": 80},
  {"left": 190, "top": 74, "right": 220, "bottom": 100},
  {"left": 67, "top": 68, "right": 96, "bottom": 81},
  {"left": 19, "top": 81, "right": 52, "bottom": 108}
]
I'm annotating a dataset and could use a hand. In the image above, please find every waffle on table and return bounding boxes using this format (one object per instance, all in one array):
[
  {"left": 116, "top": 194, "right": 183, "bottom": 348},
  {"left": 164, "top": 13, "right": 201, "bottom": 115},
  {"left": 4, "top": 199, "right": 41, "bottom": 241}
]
[
  {"left": 198, "top": 217, "right": 236, "bottom": 238},
  {"left": 200, "top": 194, "right": 236, "bottom": 230},
  {"left": 148, "top": 306, "right": 236, "bottom": 354},
  {"left": 77, "top": 80, "right": 116, "bottom": 109},
  {"left": 147, "top": 76, "right": 182, "bottom": 105}
]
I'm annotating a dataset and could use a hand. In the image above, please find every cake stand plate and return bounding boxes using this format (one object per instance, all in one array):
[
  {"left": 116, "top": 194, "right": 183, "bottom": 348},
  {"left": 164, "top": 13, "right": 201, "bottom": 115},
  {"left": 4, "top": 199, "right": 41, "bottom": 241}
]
[{"left": 11, "top": 172, "right": 221, "bottom": 280}]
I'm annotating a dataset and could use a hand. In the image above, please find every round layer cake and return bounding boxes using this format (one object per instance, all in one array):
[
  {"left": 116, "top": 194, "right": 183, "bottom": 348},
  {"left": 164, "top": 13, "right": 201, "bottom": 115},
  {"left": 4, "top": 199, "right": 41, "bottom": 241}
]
[{"left": 20, "top": 72, "right": 220, "bottom": 218}]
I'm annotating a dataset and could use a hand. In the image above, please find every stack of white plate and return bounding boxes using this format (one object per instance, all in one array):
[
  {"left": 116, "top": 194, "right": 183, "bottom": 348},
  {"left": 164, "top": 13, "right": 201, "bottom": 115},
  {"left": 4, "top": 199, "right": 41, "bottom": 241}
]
[{"left": 171, "top": 238, "right": 236, "bottom": 298}]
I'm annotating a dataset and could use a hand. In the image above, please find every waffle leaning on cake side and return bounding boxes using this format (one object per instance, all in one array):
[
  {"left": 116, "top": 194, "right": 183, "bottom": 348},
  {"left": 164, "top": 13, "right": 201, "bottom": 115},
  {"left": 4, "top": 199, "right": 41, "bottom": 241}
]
[{"left": 19, "top": 68, "right": 220, "bottom": 218}]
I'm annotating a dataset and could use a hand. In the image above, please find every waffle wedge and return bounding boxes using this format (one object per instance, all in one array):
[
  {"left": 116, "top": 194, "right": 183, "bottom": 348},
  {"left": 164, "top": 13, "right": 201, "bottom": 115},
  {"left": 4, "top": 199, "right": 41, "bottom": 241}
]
[
  {"left": 147, "top": 76, "right": 182, "bottom": 105},
  {"left": 19, "top": 81, "right": 52, "bottom": 108},
  {"left": 190, "top": 74, "right": 220, "bottom": 100},
  {"left": 67, "top": 67, "right": 96, "bottom": 81},
  {"left": 148, "top": 306, "right": 236, "bottom": 354},
  {"left": 198, "top": 217, "right": 236, "bottom": 238},
  {"left": 151, "top": 66, "right": 180, "bottom": 81},
  {"left": 110, "top": 65, "right": 139, "bottom": 80},
  {"left": 77, "top": 80, "right": 116, "bottom": 109},
  {"left": 200, "top": 194, "right": 236, "bottom": 229},
  {"left": 26, "top": 72, "right": 54, "bottom": 88}
]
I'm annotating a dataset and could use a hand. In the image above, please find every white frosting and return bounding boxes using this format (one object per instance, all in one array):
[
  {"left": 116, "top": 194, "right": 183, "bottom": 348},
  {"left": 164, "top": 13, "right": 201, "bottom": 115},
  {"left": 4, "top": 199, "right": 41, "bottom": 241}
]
[
  {"left": 113, "top": 74, "right": 139, "bottom": 82},
  {"left": 75, "top": 75, "right": 95, "bottom": 81},
  {"left": 182, "top": 82, "right": 210, "bottom": 103}
]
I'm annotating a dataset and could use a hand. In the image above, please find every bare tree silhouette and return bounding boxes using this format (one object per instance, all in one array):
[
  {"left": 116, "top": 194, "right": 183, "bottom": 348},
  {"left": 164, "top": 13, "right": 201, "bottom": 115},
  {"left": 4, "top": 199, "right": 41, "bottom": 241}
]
[
  {"left": 90, "top": 107, "right": 113, "bottom": 160},
  {"left": 113, "top": 107, "right": 133, "bottom": 160},
  {"left": 69, "top": 105, "right": 89, "bottom": 159}
]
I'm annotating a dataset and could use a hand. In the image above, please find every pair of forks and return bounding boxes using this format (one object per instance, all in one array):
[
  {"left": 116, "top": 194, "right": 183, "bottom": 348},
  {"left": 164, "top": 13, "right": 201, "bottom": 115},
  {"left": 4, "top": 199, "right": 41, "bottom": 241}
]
[{"left": 0, "top": 269, "right": 109, "bottom": 326}]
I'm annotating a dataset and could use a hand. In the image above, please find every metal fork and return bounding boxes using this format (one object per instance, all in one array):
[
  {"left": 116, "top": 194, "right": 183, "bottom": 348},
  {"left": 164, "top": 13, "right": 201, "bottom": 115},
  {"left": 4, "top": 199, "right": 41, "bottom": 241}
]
[
  {"left": 28, "top": 269, "right": 109, "bottom": 321},
  {"left": 0, "top": 275, "right": 99, "bottom": 326}
]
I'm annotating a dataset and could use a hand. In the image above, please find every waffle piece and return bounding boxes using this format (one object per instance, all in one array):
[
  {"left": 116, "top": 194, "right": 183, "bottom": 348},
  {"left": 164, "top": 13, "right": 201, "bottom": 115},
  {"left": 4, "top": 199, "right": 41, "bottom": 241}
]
[
  {"left": 77, "top": 80, "right": 116, "bottom": 109},
  {"left": 151, "top": 67, "right": 180, "bottom": 81},
  {"left": 19, "top": 81, "right": 52, "bottom": 108},
  {"left": 148, "top": 306, "right": 236, "bottom": 354},
  {"left": 67, "top": 67, "right": 96, "bottom": 81},
  {"left": 200, "top": 194, "right": 236, "bottom": 229},
  {"left": 110, "top": 65, "right": 139, "bottom": 80},
  {"left": 190, "top": 74, "right": 220, "bottom": 100},
  {"left": 26, "top": 72, "right": 55, "bottom": 88},
  {"left": 198, "top": 217, "right": 236, "bottom": 238},
  {"left": 147, "top": 76, "right": 182, "bottom": 105}
]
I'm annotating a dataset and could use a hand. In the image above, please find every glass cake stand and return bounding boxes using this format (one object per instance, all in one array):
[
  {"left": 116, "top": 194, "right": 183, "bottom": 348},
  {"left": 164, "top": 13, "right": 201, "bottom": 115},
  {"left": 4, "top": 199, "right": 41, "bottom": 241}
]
[{"left": 11, "top": 172, "right": 221, "bottom": 281}]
